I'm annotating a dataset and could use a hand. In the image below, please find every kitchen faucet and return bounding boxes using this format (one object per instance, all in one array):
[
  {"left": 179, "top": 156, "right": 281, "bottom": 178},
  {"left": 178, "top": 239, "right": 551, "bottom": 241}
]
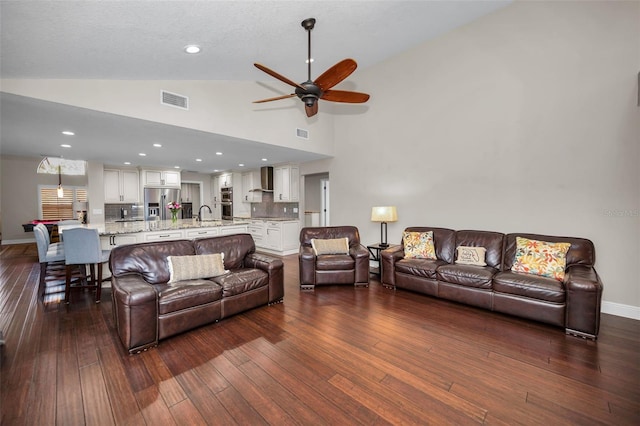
[{"left": 197, "top": 205, "right": 212, "bottom": 221}]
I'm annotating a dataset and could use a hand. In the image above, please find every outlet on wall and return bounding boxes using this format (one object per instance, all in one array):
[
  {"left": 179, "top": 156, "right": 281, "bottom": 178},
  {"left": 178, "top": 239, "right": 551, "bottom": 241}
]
[
  {"left": 284, "top": 207, "right": 287, "bottom": 213},
  {"left": 293, "top": 207, "right": 298, "bottom": 213}
]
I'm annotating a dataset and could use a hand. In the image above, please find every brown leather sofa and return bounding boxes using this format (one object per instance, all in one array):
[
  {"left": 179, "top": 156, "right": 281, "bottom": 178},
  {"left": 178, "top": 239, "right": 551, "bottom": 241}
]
[
  {"left": 299, "top": 226, "right": 370, "bottom": 289},
  {"left": 110, "top": 233, "right": 284, "bottom": 353},
  {"left": 381, "top": 227, "right": 603, "bottom": 339}
]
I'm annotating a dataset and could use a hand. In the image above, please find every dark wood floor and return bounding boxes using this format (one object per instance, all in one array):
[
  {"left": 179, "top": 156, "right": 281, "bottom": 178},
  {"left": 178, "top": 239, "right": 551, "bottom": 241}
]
[{"left": 1, "top": 243, "right": 639, "bottom": 425}]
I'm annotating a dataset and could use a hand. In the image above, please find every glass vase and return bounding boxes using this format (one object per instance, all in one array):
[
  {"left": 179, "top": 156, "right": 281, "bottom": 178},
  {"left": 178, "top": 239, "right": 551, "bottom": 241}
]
[{"left": 171, "top": 210, "right": 178, "bottom": 223}]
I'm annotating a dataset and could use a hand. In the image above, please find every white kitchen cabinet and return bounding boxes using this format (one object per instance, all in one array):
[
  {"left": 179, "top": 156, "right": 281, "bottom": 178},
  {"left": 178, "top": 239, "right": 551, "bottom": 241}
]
[
  {"left": 100, "top": 233, "right": 141, "bottom": 251},
  {"left": 142, "top": 169, "right": 181, "bottom": 188},
  {"left": 104, "top": 169, "right": 140, "bottom": 203},
  {"left": 181, "top": 183, "right": 192, "bottom": 202},
  {"left": 273, "top": 164, "right": 299, "bottom": 202},
  {"left": 219, "top": 173, "right": 233, "bottom": 188},
  {"left": 211, "top": 176, "right": 221, "bottom": 220},
  {"left": 248, "top": 220, "right": 265, "bottom": 247},
  {"left": 185, "top": 227, "right": 219, "bottom": 239},
  {"left": 242, "top": 170, "right": 263, "bottom": 203},
  {"left": 261, "top": 220, "right": 300, "bottom": 255},
  {"left": 219, "top": 225, "right": 248, "bottom": 235},
  {"left": 144, "top": 230, "right": 184, "bottom": 242}
]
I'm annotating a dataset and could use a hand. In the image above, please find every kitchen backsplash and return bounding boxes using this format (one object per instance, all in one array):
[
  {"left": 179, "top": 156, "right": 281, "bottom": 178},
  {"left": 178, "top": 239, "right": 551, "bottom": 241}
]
[
  {"left": 250, "top": 192, "right": 299, "bottom": 219},
  {"left": 105, "top": 203, "right": 144, "bottom": 221}
]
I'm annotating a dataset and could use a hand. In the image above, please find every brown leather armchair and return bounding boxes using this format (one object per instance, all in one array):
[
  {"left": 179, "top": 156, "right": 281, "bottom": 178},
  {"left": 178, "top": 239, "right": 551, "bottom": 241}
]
[{"left": 299, "top": 226, "right": 370, "bottom": 290}]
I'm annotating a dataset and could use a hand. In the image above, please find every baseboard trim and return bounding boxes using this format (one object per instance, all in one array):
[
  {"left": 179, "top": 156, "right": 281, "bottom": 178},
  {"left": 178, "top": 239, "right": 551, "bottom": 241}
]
[{"left": 601, "top": 300, "right": 640, "bottom": 320}]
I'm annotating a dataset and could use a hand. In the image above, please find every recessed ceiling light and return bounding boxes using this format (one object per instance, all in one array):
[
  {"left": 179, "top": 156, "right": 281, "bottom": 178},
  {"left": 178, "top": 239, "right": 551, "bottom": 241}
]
[
  {"left": 261, "top": 158, "right": 268, "bottom": 161},
  {"left": 174, "top": 166, "right": 180, "bottom": 169},
  {"left": 62, "top": 131, "right": 75, "bottom": 136},
  {"left": 195, "top": 158, "right": 202, "bottom": 162},
  {"left": 124, "top": 162, "right": 131, "bottom": 165},
  {"left": 238, "top": 163, "right": 245, "bottom": 167},
  {"left": 184, "top": 45, "right": 201, "bottom": 54},
  {"left": 215, "top": 152, "right": 222, "bottom": 156},
  {"left": 153, "top": 143, "right": 162, "bottom": 147},
  {"left": 139, "top": 153, "right": 146, "bottom": 156},
  {"left": 60, "top": 144, "right": 71, "bottom": 148},
  {"left": 213, "top": 169, "right": 219, "bottom": 172}
]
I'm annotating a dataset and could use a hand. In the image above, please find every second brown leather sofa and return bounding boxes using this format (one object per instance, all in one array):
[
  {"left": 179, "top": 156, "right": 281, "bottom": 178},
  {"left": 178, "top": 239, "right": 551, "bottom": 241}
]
[{"left": 381, "top": 227, "right": 603, "bottom": 339}]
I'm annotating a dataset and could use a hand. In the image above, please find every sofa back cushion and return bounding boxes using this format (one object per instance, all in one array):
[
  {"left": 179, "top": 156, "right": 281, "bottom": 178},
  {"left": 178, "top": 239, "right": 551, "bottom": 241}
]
[
  {"left": 300, "top": 226, "right": 361, "bottom": 249},
  {"left": 503, "top": 233, "right": 595, "bottom": 270},
  {"left": 455, "top": 230, "right": 505, "bottom": 269},
  {"left": 194, "top": 233, "right": 255, "bottom": 270},
  {"left": 109, "top": 239, "right": 196, "bottom": 284},
  {"left": 402, "top": 227, "right": 456, "bottom": 264}
]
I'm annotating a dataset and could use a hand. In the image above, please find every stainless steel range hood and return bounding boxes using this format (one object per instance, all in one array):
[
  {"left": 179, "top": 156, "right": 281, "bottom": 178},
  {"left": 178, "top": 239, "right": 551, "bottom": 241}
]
[{"left": 250, "top": 166, "right": 273, "bottom": 192}]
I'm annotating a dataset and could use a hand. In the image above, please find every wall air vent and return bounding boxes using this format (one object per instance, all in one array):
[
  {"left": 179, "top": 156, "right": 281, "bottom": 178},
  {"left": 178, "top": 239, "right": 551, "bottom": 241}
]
[
  {"left": 161, "top": 90, "right": 189, "bottom": 110},
  {"left": 296, "top": 128, "right": 309, "bottom": 140}
]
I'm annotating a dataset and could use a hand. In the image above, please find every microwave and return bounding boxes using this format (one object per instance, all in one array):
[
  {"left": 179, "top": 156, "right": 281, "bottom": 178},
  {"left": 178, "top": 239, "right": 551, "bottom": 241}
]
[{"left": 221, "top": 187, "right": 232, "bottom": 202}]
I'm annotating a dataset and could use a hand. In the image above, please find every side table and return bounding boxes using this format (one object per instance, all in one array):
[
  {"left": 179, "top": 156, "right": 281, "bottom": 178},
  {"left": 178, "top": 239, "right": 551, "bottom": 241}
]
[{"left": 367, "top": 244, "right": 395, "bottom": 276}]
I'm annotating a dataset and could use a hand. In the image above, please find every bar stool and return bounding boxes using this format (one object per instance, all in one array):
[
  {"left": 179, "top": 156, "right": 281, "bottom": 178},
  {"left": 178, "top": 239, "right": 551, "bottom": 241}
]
[{"left": 63, "top": 227, "right": 110, "bottom": 304}]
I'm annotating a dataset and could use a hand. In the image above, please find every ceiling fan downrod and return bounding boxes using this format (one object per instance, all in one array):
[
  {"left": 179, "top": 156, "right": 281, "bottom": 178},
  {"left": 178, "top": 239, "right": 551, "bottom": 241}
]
[{"left": 302, "top": 18, "right": 316, "bottom": 83}]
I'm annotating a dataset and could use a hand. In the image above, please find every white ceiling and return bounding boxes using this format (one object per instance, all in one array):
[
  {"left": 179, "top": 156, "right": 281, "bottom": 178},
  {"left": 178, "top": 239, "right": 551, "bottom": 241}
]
[{"left": 0, "top": 0, "right": 510, "bottom": 173}]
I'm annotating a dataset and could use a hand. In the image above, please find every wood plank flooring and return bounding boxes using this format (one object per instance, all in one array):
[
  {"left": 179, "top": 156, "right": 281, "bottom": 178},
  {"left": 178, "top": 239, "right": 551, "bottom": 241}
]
[{"left": 1, "top": 243, "right": 639, "bottom": 425}]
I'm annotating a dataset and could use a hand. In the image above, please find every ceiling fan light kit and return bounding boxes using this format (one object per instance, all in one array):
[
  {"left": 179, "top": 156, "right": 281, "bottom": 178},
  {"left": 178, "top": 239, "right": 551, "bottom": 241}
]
[{"left": 254, "top": 18, "right": 370, "bottom": 117}]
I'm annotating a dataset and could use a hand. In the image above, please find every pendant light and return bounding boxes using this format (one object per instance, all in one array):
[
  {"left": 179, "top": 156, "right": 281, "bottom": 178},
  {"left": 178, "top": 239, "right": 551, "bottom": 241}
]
[{"left": 57, "top": 165, "right": 64, "bottom": 198}]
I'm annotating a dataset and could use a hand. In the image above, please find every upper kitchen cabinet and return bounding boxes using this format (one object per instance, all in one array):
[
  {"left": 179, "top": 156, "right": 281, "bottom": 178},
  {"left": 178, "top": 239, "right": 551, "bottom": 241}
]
[
  {"left": 242, "top": 170, "right": 262, "bottom": 203},
  {"left": 104, "top": 168, "right": 140, "bottom": 203},
  {"left": 141, "top": 169, "right": 181, "bottom": 188},
  {"left": 219, "top": 173, "right": 233, "bottom": 189},
  {"left": 273, "top": 164, "right": 299, "bottom": 203}
]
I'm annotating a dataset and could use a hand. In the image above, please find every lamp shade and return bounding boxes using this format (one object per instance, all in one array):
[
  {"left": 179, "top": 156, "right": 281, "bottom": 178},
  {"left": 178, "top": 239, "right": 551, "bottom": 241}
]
[{"left": 371, "top": 206, "right": 398, "bottom": 222}]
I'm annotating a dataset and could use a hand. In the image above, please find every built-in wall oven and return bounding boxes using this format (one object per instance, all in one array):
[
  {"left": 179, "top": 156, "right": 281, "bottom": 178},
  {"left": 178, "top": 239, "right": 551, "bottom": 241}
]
[{"left": 221, "top": 187, "right": 233, "bottom": 220}]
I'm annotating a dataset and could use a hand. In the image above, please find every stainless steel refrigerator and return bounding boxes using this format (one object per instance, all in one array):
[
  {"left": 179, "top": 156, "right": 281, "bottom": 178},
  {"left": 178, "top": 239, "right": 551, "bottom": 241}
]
[{"left": 144, "top": 187, "right": 181, "bottom": 221}]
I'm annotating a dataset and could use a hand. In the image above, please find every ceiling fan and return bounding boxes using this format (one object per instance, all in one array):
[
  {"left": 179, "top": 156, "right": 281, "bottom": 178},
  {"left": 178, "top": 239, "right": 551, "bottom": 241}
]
[{"left": 253, "top": 18, "right": 370, "bottom": 117}]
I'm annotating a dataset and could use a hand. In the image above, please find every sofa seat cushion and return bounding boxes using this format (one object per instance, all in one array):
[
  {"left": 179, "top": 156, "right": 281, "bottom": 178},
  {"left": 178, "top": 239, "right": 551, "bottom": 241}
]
[
  {"left": 437, "top": 264, "right": 497, "bottom": 289},
  {"left": 395, "top": 258, "right": 448, "bottom": 279},
  {"left": 213, "top": 268, "right": 268, "bottom": 297},
  {"left": 316, "top": 254, "right": 354, "bottom": 271},
  {"left": 158, "top": 280, "right": 223, "bottom": 315},
  {"left": 493, "top": 271, "right": 565, "bottom": 303}
]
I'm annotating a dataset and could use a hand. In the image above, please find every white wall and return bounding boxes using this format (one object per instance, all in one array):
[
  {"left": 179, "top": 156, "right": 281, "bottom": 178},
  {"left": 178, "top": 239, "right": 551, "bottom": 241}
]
[{"left": 330, "top": 1, "right": 640, "bottom": 313}]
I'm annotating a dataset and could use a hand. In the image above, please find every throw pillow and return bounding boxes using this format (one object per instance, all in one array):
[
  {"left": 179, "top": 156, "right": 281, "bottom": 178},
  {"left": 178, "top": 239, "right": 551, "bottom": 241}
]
[
  {"left": 455, "top": 246, "right": 487, "bottom": 266},
  {"left": 403, "top": 231, "right": 436, "bottom": 260},
  {"left": 311, "top": 238, "right": 350, "bottom": 255},
  {"left": 511, "top": 237, "right": 571, "bottom": 281},
  {"left": 167, "top": 253, "right": 227, "bottom": 283}
]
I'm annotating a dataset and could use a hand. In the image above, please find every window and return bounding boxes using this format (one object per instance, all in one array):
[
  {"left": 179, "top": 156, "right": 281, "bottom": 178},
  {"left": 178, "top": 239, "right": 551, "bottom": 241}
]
[{"left": 39, "top": 186, "right": 87, "bottom": 220}]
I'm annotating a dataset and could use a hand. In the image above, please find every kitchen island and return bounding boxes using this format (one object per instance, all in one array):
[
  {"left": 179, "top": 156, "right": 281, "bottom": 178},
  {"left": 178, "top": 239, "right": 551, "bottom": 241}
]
[{"left": 59, "top": 219, "right": 250, "bottom": 250}]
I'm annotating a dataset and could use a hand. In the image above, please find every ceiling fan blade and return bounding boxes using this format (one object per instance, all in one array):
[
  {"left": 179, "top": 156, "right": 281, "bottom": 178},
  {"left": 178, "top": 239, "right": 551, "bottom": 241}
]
[
  {"left": 314, "top": 59, "right": 357, "bottom": 91},
  {"left": 253, "top": 94, "right": 296, "bottom": 103},
  {"left": 254, "top": 63, "right": 306, "bottom": 91},
  {"left": 305, "top": 102, "right": 319, "bottom": 117},
  {"left": 321, "top": 89, "right": 370, "bottom": 103}
]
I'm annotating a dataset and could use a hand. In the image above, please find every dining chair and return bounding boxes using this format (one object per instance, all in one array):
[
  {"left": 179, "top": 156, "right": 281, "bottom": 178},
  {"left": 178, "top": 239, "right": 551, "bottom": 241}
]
[
  {"left": 62, "top": 227, "right": 110, "bottom": 304},
  {"left": 34, "top": 224, "right": 66, "bottom": 290}
]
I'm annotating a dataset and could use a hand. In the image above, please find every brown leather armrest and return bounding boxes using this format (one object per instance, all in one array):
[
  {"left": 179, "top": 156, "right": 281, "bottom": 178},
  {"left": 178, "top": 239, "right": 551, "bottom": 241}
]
[{"left": 564, "top": 265, "right": 603, "bottom": 338}]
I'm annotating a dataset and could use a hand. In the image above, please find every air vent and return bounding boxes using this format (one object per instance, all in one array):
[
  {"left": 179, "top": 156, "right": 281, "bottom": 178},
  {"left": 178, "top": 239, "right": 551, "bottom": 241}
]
[
  {"left": 296, "top": 128, "right": 309, "bottom": 140},
  {"left": 161, "top": 90, "right": 189, "bottom": 110}
]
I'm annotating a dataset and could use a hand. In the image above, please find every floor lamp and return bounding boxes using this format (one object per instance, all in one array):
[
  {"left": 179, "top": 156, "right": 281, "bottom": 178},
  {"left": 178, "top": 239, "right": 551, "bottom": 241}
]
[{"left": 371, "top": 206, "right": 398, "bottom": 248}]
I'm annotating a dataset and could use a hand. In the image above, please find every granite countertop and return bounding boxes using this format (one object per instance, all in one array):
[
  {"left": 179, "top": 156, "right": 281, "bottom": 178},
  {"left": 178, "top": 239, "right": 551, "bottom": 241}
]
[
  {"left": 245, "top": 217, "right": 300, "bottom": 222},
  {"left": 59, "top": 219, "right": 250, "bottom": 236}
]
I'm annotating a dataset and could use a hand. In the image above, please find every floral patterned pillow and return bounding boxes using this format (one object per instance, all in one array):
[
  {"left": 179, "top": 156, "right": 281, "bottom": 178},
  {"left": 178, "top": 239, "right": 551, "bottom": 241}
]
[
  {"left": 403, "top": 231, "right": 437, "bottom": 260},
  {"left": 511, "top": 237, "right": 571, "bottom": 281}
]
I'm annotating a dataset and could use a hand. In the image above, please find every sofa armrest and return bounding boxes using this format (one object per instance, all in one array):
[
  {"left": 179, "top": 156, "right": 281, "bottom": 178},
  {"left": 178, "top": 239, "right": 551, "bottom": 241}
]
[
  {"left": 351, "top": 244, "right": 370, "bottom": 285},
  {"left": 381, "top": 245, "right": 404, "bottom": 287},
  {"left": 245, "top": 252, "right": 284, "bottom": 303},
  {"left": 564, "top": 265, "right": 603, "bottom": 339},
  {"left": 299, "top": 245, "right": 317, "bottom": 285},
  {"left": 111, "top": 275, "right": 158, "bottom": 353}
]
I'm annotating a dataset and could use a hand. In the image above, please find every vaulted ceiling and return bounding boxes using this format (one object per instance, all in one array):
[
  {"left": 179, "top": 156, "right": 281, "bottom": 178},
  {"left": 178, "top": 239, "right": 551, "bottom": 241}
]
[{"left": 0, "top": 1, "right": 510, "bottom": 173}]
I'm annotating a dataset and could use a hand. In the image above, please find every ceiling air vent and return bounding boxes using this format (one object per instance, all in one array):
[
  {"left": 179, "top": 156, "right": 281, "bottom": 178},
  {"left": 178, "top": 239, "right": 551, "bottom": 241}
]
[
  {"left": 296, "top": 128, "right": 309, "bottom": 140},
  {"left": 161, "top": 90, "right": 189, "bottom": 110}
]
